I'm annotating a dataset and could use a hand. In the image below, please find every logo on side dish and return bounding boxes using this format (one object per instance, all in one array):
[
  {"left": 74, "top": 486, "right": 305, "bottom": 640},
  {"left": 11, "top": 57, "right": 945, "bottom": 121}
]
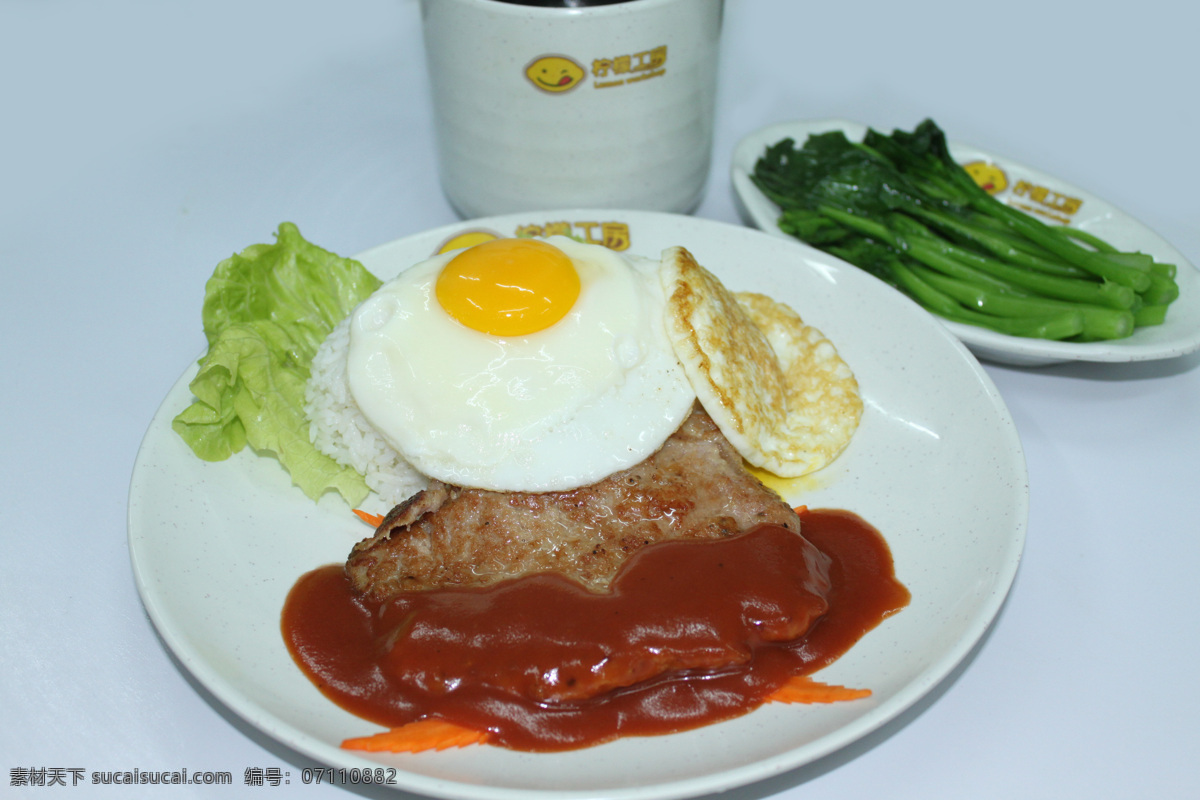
[
  {"left": 962, "top": 161, "right": 1008, "bottom": 195},
  {"left": 962, "top": 160, "right": 1084, "bottom": 224}
]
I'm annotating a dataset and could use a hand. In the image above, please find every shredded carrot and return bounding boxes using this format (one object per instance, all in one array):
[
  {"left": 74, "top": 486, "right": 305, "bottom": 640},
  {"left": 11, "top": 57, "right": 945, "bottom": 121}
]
[
  {"left": 766, "top": 675, "right": 871, "bottom": 704},
  {"left": 342, "top": 719, "right": 490, "bottom": 753},
  {"left": 793, "top": 505, "right": 809, "bottom": 516},
  {"left": 340, "top": 678, "right": 867, "bottom": 753},
  {"left": 352, "top": 509, "right": 384, "bottom": 527}
]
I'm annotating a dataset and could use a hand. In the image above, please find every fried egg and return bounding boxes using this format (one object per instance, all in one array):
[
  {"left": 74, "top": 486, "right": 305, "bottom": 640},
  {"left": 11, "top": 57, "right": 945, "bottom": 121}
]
[
  {"left": 660, "top": 246, "right": 862, "bottom": 477},
  {"left": 345, "top": 236, "right": 696, "bottom": 492}
]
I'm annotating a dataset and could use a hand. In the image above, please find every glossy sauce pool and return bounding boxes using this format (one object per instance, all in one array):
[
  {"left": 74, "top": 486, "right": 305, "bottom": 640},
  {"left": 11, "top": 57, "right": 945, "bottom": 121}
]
[{"left": 282, "top": 509, "right": 909, "bottom": 751}]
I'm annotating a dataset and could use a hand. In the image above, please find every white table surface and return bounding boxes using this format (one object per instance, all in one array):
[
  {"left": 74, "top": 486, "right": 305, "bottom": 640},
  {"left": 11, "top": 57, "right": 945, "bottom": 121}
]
[{"left": 3, "top": 1, "right": 1198, "bottom": 798}]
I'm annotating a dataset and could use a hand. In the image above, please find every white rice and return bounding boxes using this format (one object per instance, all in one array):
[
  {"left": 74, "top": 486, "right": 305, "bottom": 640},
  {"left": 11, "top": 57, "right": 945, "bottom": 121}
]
[{"left": 305, "top": 314, "right": 427, "bottom": 508}]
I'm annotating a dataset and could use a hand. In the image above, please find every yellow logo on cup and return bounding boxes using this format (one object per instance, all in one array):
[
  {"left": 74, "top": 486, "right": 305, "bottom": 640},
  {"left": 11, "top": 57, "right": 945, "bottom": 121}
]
[
  {"left": 593, "top": 45, "right": 667, "bottom": 87},
  {"left": 525, "top": 55, "right": 586, "bottom": 93}
]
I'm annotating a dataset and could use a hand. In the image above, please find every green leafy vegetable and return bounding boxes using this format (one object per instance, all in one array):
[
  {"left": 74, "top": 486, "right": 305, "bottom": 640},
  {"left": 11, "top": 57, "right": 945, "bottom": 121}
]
[
  {"left": 751, "top": 119, "right": 1179, "bottom": 341},
  {"left": 172, "top": 222, "right": 382, "bottom": 504}
]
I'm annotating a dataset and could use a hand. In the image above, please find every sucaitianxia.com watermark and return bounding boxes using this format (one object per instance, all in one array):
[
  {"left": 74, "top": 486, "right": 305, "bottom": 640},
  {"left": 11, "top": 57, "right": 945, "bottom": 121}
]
[
  {"left": 11, "top": 766, "right": 401, "bottom": 788},
  {"left": 11, "top": 767, "right": 234, "bottom": 787}
]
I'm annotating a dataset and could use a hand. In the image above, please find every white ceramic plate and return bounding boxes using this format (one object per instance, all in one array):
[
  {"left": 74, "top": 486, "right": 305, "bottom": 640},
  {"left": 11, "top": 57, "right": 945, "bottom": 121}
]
[
  {"left": 128, "top": 211, "right": 1027, "bottom": 800},
  {"left": 732, "top": 119, "right": 1200, "bottom": 367}
]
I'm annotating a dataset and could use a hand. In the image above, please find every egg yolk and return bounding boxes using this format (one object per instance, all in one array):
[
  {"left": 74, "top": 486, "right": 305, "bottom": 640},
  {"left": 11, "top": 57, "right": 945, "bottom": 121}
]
[{"left": 436, "top": 239, "right": 581, "bottom": 336}]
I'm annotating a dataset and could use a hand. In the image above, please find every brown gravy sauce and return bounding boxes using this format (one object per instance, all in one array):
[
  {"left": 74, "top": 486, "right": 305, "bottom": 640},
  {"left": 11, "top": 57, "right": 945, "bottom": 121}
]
[{"left": 282, "top": 509, "right": 909, "bottom": 751}]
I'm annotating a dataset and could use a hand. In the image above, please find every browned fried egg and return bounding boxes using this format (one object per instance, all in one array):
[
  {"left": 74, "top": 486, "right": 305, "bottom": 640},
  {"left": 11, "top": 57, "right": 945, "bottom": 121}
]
[{"left": 659, "top": 246, "right": 862, "bottom": 477}]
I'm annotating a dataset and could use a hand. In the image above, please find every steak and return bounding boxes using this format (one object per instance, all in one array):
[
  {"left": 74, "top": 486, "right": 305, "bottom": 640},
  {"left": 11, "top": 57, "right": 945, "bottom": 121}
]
[{"left": 345, "top": 405, "right": 804, "bottom": 599}]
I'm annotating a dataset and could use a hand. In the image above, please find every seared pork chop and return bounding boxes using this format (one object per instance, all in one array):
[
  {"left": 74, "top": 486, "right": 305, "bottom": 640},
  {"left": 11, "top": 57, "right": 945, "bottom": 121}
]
[{"left": 346, "top": 406, "right": 805, "bottom": 599}]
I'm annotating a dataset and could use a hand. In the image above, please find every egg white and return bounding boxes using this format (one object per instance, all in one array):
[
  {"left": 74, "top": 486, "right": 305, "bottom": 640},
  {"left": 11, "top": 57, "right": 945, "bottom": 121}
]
[{"left": 345, "top": 236, "right": 696, "bottom": 492}]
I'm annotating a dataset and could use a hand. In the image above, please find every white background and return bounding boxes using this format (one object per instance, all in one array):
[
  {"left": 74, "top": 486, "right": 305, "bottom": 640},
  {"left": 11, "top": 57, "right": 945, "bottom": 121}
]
[{"left": 2, "top": 1, "right": 1197, "bottom": 798}]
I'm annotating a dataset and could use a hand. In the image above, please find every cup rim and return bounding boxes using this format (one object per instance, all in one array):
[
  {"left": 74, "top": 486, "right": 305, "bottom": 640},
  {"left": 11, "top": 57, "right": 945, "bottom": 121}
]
[{"left": 425, "top": 0, "right": 710, "bottom": 18}]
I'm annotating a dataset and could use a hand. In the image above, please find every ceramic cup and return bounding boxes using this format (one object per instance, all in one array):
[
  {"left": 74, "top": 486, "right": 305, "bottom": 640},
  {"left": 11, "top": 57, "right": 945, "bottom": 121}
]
[{"left": 420, "top": 0, "right": 724, "bottom": 218}]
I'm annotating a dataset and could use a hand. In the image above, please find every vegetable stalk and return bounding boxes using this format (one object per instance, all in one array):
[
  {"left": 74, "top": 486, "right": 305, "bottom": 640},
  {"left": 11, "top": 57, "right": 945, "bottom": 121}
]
[{"left": 753, "top": 120, "right": 1180, "bottom": 342}]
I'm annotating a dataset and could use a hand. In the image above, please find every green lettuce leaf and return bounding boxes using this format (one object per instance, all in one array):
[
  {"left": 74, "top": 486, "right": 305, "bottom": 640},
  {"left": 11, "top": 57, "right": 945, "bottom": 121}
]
[{"left": 172, "top": 222, "right": 382, "bottom": 505}]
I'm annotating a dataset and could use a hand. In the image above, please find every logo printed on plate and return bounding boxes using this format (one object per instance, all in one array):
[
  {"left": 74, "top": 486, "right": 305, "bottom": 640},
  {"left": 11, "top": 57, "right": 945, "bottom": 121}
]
[
  {"left": 436, "top": 221, "right": 632, "bottom": 255},
  {"left": 962, "top": 160, "right": 1084, "bottom": 225},
  {"left": 514, "top": 220, "right": 631, "bottom": 251}
]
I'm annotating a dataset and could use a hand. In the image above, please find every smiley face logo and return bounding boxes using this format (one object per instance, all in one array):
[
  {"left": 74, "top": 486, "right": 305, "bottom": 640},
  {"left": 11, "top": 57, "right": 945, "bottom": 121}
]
[
  {"left": 525, "top": 55, "right": 586, "bottom": 93},
  {"left": 435, "top": 229, "right": 501, "bottom": 255},
  {"left": 962, "top": 161, "right": 1009, "bottom": 195}
]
